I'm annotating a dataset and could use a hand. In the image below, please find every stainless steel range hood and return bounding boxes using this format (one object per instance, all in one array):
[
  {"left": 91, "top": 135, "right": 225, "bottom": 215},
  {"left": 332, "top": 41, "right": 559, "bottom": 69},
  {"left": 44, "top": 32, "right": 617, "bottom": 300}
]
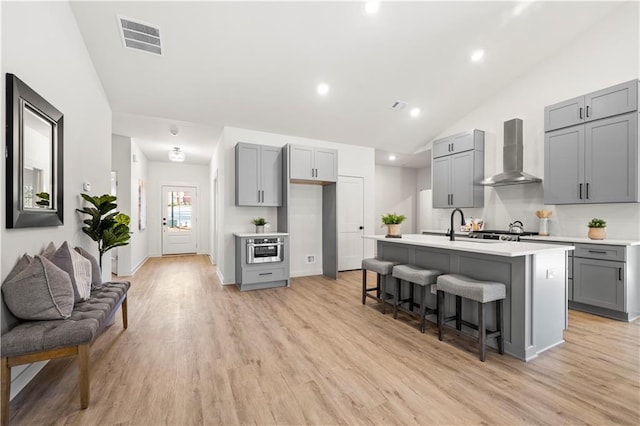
[{"left": 481, "top": 118, "right": 542, "bottom": 186}]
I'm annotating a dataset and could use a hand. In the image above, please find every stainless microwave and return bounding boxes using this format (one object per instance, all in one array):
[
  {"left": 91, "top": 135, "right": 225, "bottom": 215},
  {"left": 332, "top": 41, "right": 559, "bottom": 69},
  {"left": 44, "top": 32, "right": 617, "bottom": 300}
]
[{"left": 246, "top": 238, "right": 284, "bottom": 264}]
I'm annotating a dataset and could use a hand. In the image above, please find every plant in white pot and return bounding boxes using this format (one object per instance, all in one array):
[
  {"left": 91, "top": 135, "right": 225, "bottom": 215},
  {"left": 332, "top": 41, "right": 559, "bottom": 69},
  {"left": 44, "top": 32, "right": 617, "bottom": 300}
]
[
  {"left": 587, "top": 218, "right": 606, "bottom": 240},
  {"left": 381, "top": 213, "right": 406, "bottom": 237},
  {"left": 252, "top": 217, "right": 267, "bottom": 233}
]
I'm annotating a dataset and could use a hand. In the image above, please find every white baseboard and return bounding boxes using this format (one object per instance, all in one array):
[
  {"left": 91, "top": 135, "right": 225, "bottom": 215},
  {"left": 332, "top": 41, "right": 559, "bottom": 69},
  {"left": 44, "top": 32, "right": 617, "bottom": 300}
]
[
  {"left": 290, "top": 268, "right": 323, "bottom": 278},
  {"left": 130, "top": 256, "right": 149, "bottom": 275},
  {"left": 10, "top": 361, "right": 48, "bottom": 401}
]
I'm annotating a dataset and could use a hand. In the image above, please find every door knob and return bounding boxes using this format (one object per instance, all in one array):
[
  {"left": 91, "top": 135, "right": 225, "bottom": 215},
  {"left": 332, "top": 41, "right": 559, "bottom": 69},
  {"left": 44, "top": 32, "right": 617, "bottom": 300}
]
[{"left": 359, "top": 226, "right": 364, "bottom": 230}]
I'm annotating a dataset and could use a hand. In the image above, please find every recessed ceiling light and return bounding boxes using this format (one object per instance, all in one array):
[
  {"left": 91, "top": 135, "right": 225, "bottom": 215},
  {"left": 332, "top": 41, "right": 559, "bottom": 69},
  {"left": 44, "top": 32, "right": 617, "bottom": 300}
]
[
  {"left": 388, "top": 154, "right": 396, "bottom": 161},
  {"left": 365, "top": 2, "right": 380, "bottom": 15},
  {"left": 317, "top": 82, "right": 330, "bottom": 96},
  {"left": 471, "top": 49, "right": 485, "bottom": 63},
  {"left": 410, "top": 108, "right": 421, "bottom": 118}
]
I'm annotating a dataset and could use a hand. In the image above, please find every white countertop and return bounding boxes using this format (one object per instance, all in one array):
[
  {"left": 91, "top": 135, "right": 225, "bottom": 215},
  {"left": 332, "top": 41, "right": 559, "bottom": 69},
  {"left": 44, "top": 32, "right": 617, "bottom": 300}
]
[
  {"left": 234, "top": 232, "right": 289, "bottom": 238},
  {"left": 364, "top": 234, "right": 573, "bottom": 257},
  {"left": 520, "top": 235, "right": 640, "bottom": 246}
]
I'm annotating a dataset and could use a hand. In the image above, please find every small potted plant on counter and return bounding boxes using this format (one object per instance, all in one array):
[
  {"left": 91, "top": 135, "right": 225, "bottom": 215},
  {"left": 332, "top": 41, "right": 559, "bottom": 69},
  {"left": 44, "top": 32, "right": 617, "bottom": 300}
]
[
  {"left": 252, "top": 217, "right": 267, "bottom": 234},
  {"left": 587, "top": 218, "right": 606, "bottom": 240},
  {"left": 381, "top": 213, "right": 406, "bottom": 238}
]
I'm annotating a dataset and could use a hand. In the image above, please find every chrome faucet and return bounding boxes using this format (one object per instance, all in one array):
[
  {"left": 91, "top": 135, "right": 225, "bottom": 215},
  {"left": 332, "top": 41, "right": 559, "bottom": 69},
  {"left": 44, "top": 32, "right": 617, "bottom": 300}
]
[{"left": 448, "top": 208, "right": 465, "bottom": 241}]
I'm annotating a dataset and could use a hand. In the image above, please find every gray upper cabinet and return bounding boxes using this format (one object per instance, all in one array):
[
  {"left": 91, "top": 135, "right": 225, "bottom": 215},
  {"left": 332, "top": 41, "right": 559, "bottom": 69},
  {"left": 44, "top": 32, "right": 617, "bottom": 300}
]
[
  {"left": 289, "top": 144, "right": 337, "bottom": 182},
  {"left": 236, "top": 142, "right": 283, "bottom": 207},
  {"left": 432, "top": 129, "right": 484, "bottom": 208},
  {"left": 544, "top": 79, "right": 640, "bottom": 205},
  {"left": 544, "top": 112, "right": 638, "bottom": 204},
  {"left": 545, "top": 79, "right": 639, "bottom": 132}
]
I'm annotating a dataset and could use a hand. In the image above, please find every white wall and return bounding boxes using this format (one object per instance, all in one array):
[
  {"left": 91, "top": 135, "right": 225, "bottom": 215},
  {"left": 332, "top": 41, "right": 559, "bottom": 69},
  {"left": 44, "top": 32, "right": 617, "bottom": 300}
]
[
  {"left": 111, "top": 135, "right": 149, "bottom": 275},
  {"left": 147, "top": 162, "right": 210, "bottom": 257},
  {"left": 1, "top": 0, "right": 112, "bottom": 398},
  {"left": 375, "top": 165, "right": 419, "bottom": 235},
  {"left": 216, "top": 126, "right": 375, "bottom": 284},
  {"left": 1, "top": 1, "right": 112, "bottom": 293},
  {"left": 424, "top": 2, "right": 640, "bottom": 240}
]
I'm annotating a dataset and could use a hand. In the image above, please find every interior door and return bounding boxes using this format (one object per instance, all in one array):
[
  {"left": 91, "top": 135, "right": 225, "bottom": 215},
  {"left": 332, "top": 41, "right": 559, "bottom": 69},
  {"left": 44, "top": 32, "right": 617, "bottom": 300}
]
[
  {"left": 338, "top": 176, "right": 364, "bottom": 271},
  {"left": 162, "top": 186, "right": 197, "bottom": 255}
]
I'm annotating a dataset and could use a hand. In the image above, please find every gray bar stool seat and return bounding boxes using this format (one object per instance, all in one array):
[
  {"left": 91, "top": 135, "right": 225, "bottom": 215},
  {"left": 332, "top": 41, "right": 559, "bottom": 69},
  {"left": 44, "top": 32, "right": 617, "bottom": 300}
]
[
  {"left": 436, "top": 274, "right": 506, "bottom": 362},
  {"left": 361, "top": 258, "right": 400, "bottom": 309},
  {"left": 391, "top": 265, "right": 442, "bottom": 333}
]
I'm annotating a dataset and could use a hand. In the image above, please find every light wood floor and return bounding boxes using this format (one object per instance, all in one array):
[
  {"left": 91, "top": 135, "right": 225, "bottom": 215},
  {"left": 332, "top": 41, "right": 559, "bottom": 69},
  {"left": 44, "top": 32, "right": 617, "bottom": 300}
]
[{"left": 6, "top": 255, "right": 640, "bottom": 425}]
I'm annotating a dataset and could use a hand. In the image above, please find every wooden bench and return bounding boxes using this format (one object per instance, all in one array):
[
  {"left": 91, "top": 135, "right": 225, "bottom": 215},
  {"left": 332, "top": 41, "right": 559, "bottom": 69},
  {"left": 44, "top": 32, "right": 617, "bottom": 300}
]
[{"left": 1, "top": 281, "right": 129, "bottom": 426}]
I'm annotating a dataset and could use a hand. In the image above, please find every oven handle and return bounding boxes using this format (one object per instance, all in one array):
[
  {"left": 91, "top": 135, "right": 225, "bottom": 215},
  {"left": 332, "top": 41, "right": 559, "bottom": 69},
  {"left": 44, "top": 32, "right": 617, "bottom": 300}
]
[{"left": 247, "top": 242, "right": 285, "bottom": 247}]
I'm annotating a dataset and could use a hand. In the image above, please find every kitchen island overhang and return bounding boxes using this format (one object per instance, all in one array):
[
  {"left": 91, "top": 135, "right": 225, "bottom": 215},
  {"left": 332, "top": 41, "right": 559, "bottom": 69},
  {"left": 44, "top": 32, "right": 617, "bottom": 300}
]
[{"left": 363, "top": 234, "right": 574, "bottom": 361}]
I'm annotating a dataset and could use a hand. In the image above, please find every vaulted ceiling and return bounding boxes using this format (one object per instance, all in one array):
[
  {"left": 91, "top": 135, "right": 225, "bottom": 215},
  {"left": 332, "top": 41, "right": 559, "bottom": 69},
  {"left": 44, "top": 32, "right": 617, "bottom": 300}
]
[{"left": 70, "top": 1, "right": 623, "bottom": 164}]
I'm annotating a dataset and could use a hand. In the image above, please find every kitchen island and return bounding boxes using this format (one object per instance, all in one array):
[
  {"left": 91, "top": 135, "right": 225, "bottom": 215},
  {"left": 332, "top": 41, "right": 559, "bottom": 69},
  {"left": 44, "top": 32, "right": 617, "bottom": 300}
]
[{"left": 364, "top": 234, "right": 574, "bottom": 361}]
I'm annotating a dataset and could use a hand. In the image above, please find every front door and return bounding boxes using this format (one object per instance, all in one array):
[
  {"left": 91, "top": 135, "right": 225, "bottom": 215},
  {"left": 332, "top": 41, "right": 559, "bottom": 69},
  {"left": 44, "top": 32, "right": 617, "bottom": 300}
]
[
  {"left": 162, "top": 186, "right": 197, "bottom": 255},
  {"left": 338, "top": 176, "right": 364, "bottom": 271}
]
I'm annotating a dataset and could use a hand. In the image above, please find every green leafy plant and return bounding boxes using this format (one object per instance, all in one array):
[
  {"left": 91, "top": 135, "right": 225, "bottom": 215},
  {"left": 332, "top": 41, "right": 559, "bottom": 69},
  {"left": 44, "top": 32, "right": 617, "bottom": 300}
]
[
  {"left": 35, "top": 192, "right": 50, "bottom": 207},
  {"left": 251, "top": 217, "right": 267, "bottom": 226},
  {"left": 587, "top": 218, "right": 606, "bottom": 228},
  {"left": 76, "top": 193, "right": 131, "bottom": 267},
  {"left": 381, "top": 213, "right": 406, "bottom": 225}
]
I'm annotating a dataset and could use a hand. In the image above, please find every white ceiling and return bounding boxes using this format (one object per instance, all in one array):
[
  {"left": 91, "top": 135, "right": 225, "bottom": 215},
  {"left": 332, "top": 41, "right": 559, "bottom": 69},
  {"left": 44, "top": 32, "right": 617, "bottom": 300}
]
[{"left": 69, "top": 1, "right": 623, "bottom": 165}]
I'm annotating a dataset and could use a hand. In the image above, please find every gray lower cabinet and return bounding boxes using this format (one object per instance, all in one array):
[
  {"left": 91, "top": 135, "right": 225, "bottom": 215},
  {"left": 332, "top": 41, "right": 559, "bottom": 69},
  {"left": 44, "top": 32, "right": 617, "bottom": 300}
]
[
  {"left": 573, "top": 257, "right": 625, "bottom": 312},
  {"left": 289, "top": 144, "right": 337, "bottom": 182},
  {"left": 545, "top": 79, "right": 639, "bottom": 132},
  {"left": 544, "top": 111, "right": 638, "bottom": 204},
  {"left": 432, "top": 129, "right": 484, "bottom": 208},
  {"left": 569, "top": 243, "right": 640, "bottom": 321},
  {"left": 235, "top": 235, "right": 290, "bottom": 291},
  {"left": 236, "top": 142, "right": 283, "bottom": 206}
]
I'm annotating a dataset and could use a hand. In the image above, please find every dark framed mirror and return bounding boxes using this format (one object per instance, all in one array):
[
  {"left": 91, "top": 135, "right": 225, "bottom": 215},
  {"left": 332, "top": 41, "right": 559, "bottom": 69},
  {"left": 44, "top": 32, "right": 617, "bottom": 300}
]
[{"left": 6, "top": 73, "right": 64, "bottom": 228}]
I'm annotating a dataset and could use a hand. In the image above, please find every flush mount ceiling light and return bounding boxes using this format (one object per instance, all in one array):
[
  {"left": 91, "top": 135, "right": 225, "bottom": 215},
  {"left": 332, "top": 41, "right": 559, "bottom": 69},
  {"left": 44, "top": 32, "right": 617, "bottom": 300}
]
[
  {"left": 410, "top": 107, "right": 421, "bottom": 118},
  {"left": 168, "top": 147, "right": 185, "bottom": 162},
  {"left": 365, "top": 1, "right": 380, "bottom": 15},
  {"left": 317, "top": 82, "right": 330, "bottom": 96},
  {"left": 471, "top": 49, "right": 485, "bottom": 63},
  {"left": 169, "top": 126, "right": 179, "bottom": 136},
  {"left": 388, "top": 154, "right": 397, "bottom": 161}
]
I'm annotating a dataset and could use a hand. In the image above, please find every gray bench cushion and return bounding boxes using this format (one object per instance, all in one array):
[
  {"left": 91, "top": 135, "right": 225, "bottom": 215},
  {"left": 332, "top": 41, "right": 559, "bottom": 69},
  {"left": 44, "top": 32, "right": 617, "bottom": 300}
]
[
  {"left": 437, "top": 274, "right": 506, "bottom": 303},
  {"left": 392, "top": 264, "right": 442, "bottom": 286},
  {"left": 1, "top": 281, "right": 130, "bottom": 358},
  {"left": 362, "top": 258, "right": 399, "bottom": 275}
]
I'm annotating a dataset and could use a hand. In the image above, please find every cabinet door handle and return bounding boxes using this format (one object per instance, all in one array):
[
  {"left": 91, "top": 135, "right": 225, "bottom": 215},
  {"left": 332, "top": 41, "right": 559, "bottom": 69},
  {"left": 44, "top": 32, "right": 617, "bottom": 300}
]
[
  {"left": 579, "top": 183, "right": 583, "bottom": 199},
  {"left": 586, "top": 182, "right": 590, "bottom": 199},
  {"left": 619, "top": 268, "right": 623, "bottom": 281},
  {"left": 259, "top": 272, "right": 273, "bottom": 276},
  {"left": 588, "top": 250, "right": 607, "bottom": 254},
  {"left": 586, "top": 105, "right": 590, "bottom": 118},
  {"left": 261, "top": 190, "right": 264, "bottom": 203},
  {"left": 450, "top": 194, "right": 454, "bottom": 205},
  {"left": 579, "top": 107, "right": 583, "bottom": 119}
]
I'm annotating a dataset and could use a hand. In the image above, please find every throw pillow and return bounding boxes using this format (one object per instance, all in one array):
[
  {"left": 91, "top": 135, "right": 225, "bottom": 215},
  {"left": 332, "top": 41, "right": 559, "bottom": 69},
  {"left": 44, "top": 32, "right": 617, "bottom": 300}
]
[
  {"left": 43, "top": 241, "right": 57, "bottom": 257},
  {"left": 74, "top": 246, "right": 103, "bottom": 289},
  {"left": 3, "top": 253, "right": 33, "bottom": 283},
  {"left": 2, "top": 255, "right": 74, "bottom": 320},
  {"left": 46, "top": 241, "right": 92, "bottom": 302}
]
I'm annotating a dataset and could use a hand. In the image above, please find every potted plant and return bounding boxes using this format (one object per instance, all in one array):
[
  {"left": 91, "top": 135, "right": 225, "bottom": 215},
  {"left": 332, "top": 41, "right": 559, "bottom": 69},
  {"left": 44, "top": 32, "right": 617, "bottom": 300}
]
[
  {"left": 76, "top": 193, "right": 131, "bottom": 268},
  {"left": 252, "top": 217, "right": 267, "bottom": 233},
  {"left": 381, "top": 213, "right": 406, "bottom": 237},
  {"left": 587, "top": 218, "right": 606, "bottom": 240}
]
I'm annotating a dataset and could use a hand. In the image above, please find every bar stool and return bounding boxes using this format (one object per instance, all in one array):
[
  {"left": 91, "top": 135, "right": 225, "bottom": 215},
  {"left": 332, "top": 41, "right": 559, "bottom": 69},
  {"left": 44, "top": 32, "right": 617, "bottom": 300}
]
[
  {"left": 391, "top": 265, "right": 442, "bottom": 333},
  {"left": 361, "top": 258, "right": 400, "bottom": 310},
  {"left": 436, "top": 274, "right": 506, "bottom": 362}
]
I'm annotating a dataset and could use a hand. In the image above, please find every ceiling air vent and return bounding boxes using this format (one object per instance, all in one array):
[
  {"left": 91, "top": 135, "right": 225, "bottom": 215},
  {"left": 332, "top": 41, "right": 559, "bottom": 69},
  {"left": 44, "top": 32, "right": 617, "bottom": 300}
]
[
  {"left": 390, "top": 100, "right": 408, "bottom": 110},
  {"left": 117, "top": 15, "right": 162, "bottom": 55}
]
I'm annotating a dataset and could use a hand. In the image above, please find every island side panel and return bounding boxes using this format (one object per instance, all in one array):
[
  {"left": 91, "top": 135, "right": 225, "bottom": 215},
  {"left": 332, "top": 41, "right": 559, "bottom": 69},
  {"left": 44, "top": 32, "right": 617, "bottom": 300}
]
[{"left": 532, "top": 251, "right": 567, "bottom": 353}]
